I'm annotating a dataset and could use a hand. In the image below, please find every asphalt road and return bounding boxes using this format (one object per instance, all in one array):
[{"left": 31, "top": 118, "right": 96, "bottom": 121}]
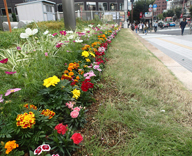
[{"left": 150, "top": 25, "right": 192, "bottom": 35}]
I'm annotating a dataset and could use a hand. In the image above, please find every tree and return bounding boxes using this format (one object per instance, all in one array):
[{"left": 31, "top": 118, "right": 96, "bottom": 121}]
[
  {"left": 189, "top": 6, "right": 192, "bottom": 18},
  {"left": 175, "top": 7, "right": 182, "bottom": 19},
  {"left": 133, "top": 0, "right": 155, "bottom": 21},
  {"left": 167, "top": 10, "right": 174, "bottom": 17},
  {"left": 158, "top": 13, "right": 164, "bottom": 20},
  {"left": 163, "top": 12, "right": 167, "bottom": 18}
]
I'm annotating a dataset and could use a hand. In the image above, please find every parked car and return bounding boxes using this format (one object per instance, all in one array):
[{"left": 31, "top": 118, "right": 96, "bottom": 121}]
[
  {"left": 163, "top": 22, "right": 169, "bottom": 28},
  {"left": 169, "top": 22, "right": 175, "bottom": 27}
]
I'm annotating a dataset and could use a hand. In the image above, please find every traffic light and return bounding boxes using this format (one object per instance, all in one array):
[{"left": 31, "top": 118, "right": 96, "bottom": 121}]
[{"left": 127, "top": 11, "right": 130, "bottom": 17}]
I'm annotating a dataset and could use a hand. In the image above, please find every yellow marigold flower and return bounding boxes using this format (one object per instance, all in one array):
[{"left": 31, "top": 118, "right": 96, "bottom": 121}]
[
  {"left": 4, "top": 140, "right": 19, "bottom": 155},
  {"left": 74, "top": 79, "right": 78, "bottom": 83},
  {"left": 41, "top": 109, "right": 55, "bottom": 119},
  {"left": 86, "top": 59, "right": 91, "bottom": 62},
  {"left": 71, "top": 89, "right": 80, "bottom": 99},
  {"left": 98, "top": 38, "right": 104, "bottom": 41},
  {"left": 82, "top": 51, "right": 89, "bottom": 57},
  {"left": 68, "top": 72, "right": 74, "bottom": 76},
  {"left": 90, "top": 52, "right": 95, "bottom": 57},
  {"left": 64, "top": 70, "right": 69, "bottom": 74},
  {"left": 43, "top": 75, "right": 60, "bottom": 88},
  {"left": 84, "top": 65, "right": 87, "bottom": 68},
  {"left": 16, "top": 112, "right": 35, "bottom": 129}
]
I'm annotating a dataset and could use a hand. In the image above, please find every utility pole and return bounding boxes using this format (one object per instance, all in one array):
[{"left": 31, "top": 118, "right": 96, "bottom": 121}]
[
  {"left": 131, "top": 1, "right": 133, "bottom": 23},
  {"left": 62, "top": 0, "right": 76, "bottom": 31},
  {"left": 3, "top": 0, "right": 12, "bottom": 32}
]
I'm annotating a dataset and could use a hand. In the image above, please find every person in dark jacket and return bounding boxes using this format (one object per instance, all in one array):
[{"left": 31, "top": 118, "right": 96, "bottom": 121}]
[{"left": 180, "top": 18, "right": 188, "bottom": 35}]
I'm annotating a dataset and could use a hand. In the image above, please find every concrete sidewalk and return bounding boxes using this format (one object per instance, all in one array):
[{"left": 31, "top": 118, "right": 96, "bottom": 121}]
[{"left": 130, "top": 29, "right": 192, "bottom": 92}]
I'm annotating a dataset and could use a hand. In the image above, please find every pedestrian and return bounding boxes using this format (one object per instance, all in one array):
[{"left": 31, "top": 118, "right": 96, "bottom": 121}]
[
  {"left": 139, "top": 22, "right": 143, "bottom": 33},
  {"left": 131, "top": 23, "right": 135, "bottom": 31},
  {"left": 154, "top": 21, "right": 158, "bottom": 32},
  {"left": 135, "top": 23, "right": 138, "bottom": 33},
  {"left": 144, "top": 22, "right": 148, "bottom": 35},
  {"left": 180, "top": 18, "right": 188, "bottom": 35}
]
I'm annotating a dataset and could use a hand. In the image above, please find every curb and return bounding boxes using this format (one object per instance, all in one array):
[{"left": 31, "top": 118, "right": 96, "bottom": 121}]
[{"left": 129, "top": 29, "right": 192, "bottom": 92}]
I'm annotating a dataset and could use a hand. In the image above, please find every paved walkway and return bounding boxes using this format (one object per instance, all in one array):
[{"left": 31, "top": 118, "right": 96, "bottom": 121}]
[{"left": 131, "top": 31, "right": 192, "bottom": 92}]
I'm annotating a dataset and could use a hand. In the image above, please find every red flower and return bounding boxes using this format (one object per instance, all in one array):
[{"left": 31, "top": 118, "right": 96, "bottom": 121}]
[
  {"left": 34, "top": 146, "right": 42, "bottom": 155},
  {"left": 41, "top": 144, "right": 51, "bottom": 151},
  {"left": 71, "top": 133, "right": 83, "bottom": 144},
  {"left": 81, "top": 80, "right": 94, "bottom": 92},
  {"left": 70, "top": 81, "right": 76, "bottom": 86},
  {"left": 0, "top": 58, "right": 8, "bottom": 64},
  {"left": 5, "top": 71, "right": 16, "bottom": 75},
  {"left": 54, "top": 123, "right": 68, "bottom": 135}
]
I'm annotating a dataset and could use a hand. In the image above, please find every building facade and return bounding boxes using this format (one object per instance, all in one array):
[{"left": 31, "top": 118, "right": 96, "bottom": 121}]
[
  {"left": 153, "top": 0, "right": 167, "bottom": 16},
  {"left": 0, "top": 0, "right": 124, "bottom": 16}
]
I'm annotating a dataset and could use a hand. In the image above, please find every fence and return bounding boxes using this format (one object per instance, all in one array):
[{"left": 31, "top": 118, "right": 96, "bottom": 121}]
[{"left": 57, "top": 10, "right": 125, "bottom": 25}]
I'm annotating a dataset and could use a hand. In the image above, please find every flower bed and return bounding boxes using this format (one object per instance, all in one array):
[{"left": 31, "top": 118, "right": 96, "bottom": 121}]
[{"left": 0, "top": 23, "right": 120, "bottom": 155}]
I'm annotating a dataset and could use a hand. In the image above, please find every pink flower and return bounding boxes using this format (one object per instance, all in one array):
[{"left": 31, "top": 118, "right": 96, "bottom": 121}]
[
  {"left": 56, "top": 42, "right": 63, "bottom": 48},
  {"left": 41, "top": 144, "right": 51, "bottom": 151},
  {"left": 87, "top": 31, "right": 90, "bottom": 33},
  {"left": 84, "top": 71, "right": 96, "bottom": 79},
  {"left": 5, "top": 71, "right": 16, "bottom": 75},
  {"left": 52, "top": 33, "right": 57, "bottom": 36},
  {"left": 17, "top": 46, "right": 21, "bottom": 51},
  {"left": 45, "top": 52, "right": 48, "bottom": 57},
  {"left": 0, "top": 95, "right": 4, "bottom": 103},
  {"left": 66, "top": 102, "right": 74, "bottom": 109},
  {"left": 93, "top": 65, "right": 102, "bottom": 71},
  {"left": 5, "top": 88, "right": 21, "bottom": 96},
  {"left": 0, "top": 58, "right": 8, "bottom": 64},
  {"left": 52, "top": 154, "right": 60, "bottom": 156},
  {"left": 98, "top": 46, "right": 106, "bottom": 52},
  {"left": 73, "top": 107, "right": 80, "bottom": 112},
  {"left": 70, "top": 110, "right": 79, "bottom": 118},
  {"left": 60, "top": 30, "right": 66, "bottom": 35},
  {"left": 34, "top": 145, "right": 42, "bottom": 155}
]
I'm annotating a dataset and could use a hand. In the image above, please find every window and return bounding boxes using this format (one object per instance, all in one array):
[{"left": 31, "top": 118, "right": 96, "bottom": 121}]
[
  {"left": 14, "top": 7, "right": 18, "bottom": 15},
  {"left": 57, "top": 3, "right": 63, "bottom": 12},
  {"left": 98, "top": 2, "right": 108, "bottom": 11},
  {"left": 86, "top": 2, "right": 96, "bottom": 10},
  {"left": 1, "top": 8, "right": 12, "bottom": 15},
  {"left": 46, "top": 5, "right": 52, "bottom": 12},
  {"left": 110, "top": 3, "right": 117, "bottom": 11},
  {"left": 119, "top": 3, "right": 124, "bottom": 11},
  {"left": 75, "top": 2, "right": 84, "bottom": 11}
]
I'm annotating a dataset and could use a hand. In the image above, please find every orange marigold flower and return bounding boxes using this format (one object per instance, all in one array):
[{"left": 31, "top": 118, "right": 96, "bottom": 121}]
[
  {"left": 68, "top": 66, "right": 74, "bottom": 71},
  {"left": 24, "top": 104, "right": 37, "bottom": 110},
  {"left": 102, "top": 34, "right": 106, "bottom": 38},
  {"left": 61, "top": 74, "right": 72, "bottom": 81},
  {"left": 74, "top": 79, "right": 78, "bottom": 83},
  {"left": 41, "top": 109, "right": 55, "bottom": 119},
  {"left": 4, "top": 140, "right": 19, "bottom": 154},
  {"left": 64, "top": 70, "right": 69, "bottom": 74},
  {"left": 76, "top": 76, "right": 80, "bottom": 80},
  {"left": 84, "top": 65, "right": 87, "bottom": 68},
  {"left": 68, "top": 72, "right": 74, "bottom": 76}
]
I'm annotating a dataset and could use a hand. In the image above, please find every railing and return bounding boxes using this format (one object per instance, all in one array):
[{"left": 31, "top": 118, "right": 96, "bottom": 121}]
[{"left": 57, "top": 10, "right": 125, "bottom": 25}]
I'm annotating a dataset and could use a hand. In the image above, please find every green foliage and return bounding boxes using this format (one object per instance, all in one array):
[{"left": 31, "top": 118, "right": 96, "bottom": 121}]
[
  {"left": 175, "top": 7, "right": 182, "bottom": 19},
  {"left": 133, "top": 0, "right": 155, "bottom": 21},
  {"left": 46, "top": 129, "right": 80, "bottom": 155},
  {"left": 158, "top": 13, "right": 164, "bottom": 20},
  {"left": 12, "top": 13, "right": 17, "bottom": 22},
  {"left": 189, "top": 6, "right": 192, "bottom": 18}
]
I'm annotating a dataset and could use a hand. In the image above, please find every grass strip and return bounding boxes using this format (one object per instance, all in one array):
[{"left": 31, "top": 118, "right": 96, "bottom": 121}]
[{"left": 78, "top": 29, "right": 192, "bottom": 156}]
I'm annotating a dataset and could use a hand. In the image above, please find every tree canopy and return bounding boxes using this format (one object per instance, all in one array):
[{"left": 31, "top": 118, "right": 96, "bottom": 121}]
[{"left": 175, "top": 7, "right": 182, "bottom": 19}]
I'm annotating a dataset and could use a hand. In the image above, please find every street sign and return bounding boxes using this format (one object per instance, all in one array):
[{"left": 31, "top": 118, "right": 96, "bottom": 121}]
[
  {"left": 145, "top": 12, "right": 152, "bottom": 17},
  {"left": 153, "top": 4, "right": 157, "bottom": 8},
  {"left": 149, "top": 4, "right": 152, "bottom": 8},
  {"left": 148, "top": 8, "right": 152, "bottom": 12},
  {"left": 153, "top": 8, "right": 157, "bottom": 12}
]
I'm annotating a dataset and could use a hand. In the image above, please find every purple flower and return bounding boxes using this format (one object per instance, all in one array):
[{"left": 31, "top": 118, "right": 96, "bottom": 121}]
[
  {"left": 52, "top": 33, "right": 57, "bottom": 37},
  {"left": 5, "top": 88, "right": 21, "bottom": 96},
  {"left": 56, "top": 42, "right": 63, "bottom": 48},
  {"left": 17, "top": 46, "right": 21, "bottom": 51},
  {"left": 45, "top": 52, "right": 48, "bottom": 57},
  {"left": 5, "top": 71, "right": 16, "bottom": 75},
  {"left": 0, "top": 95, "right": 4, "bottom": 103},
  {"left": 87, "top": 31, "right": 90, "bottom": 33},
  {"left": 0, "top": 58, "right": 8, "bottom": 64}
]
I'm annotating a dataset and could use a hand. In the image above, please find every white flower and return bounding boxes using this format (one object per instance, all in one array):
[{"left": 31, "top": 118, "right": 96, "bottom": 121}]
[
  {"left": 75, "top": 39, "right": 83, "bottom": 43},
  {"left": 88, "top": 24, "right": 93, "bottom": 27},
  {"left": 43, "top": 30, "right": 49, "bottom": 35},
  {"left": 66, "top": 30, "right": 73, "bottom": 34},
  {"left": 114, "top": 23, "right": 118, "bottom": 27},
  {"left": 97, "top": 24, "right": 101, "bottom": 27},
  {"left": 84, "top": 28, "right": 90, "bottom": 31},
  {"left": 160, "top": 110, "right": 165, "bottom": 113},
  {"left": 20, "top": 28, "right": 38, "bottom": 39},
  {"left": 68, "top": 35, "right": 74, "bottom": 39}
]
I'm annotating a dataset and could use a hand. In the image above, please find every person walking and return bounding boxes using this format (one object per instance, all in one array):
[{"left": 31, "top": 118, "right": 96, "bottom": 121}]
[
  {"left": 154, "top": 21, "right": 158, "bottom": 32},
  {"left": 139, "top": 22, "right": 143, "bottom": 33},
  {"left": 180, "top": 18, "right": 188, "bottom": 35},
  {"left": 144, "top": 22, "right": 148, "bottom": 35},
  {"left": 135, "top": 23, "right": 138, "bottom": 33}
]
